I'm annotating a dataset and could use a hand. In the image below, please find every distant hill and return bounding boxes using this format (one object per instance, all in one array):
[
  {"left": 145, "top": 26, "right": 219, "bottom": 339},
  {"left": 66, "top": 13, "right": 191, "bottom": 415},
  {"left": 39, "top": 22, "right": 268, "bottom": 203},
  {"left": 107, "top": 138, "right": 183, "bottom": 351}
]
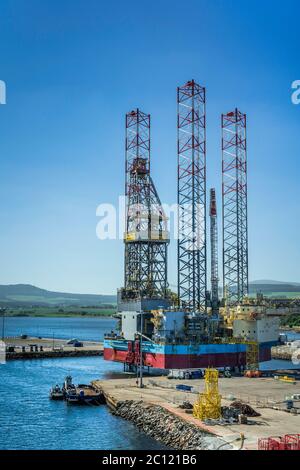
[
  {"left": 251, "top": 280, "right": 300, "bottom": 287},
  {"left": 249, "top": 280, "right": 300, "bottom": 297},
  {"left": 1, "top": 280, "right": 299, "bottom": 307},
  {"left": 217, "top": 280, "right": 300, "bottom": 298},
  {"left": 0, "top": 284, "right": 117, "bottom": 307}
]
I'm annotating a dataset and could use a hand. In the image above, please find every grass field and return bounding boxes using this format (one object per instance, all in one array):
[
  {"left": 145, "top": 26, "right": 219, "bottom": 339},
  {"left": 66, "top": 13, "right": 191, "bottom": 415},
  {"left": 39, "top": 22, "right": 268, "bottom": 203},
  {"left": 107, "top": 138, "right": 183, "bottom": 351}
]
[
  {"left": 262, "top": 292, "right": 300, "bottom": 298},
  {"left": 3, "top": 306, "right": 116, "bottom": 318},
  {"left": 4, "top": 295, "right": 82, "bottom": 304}
]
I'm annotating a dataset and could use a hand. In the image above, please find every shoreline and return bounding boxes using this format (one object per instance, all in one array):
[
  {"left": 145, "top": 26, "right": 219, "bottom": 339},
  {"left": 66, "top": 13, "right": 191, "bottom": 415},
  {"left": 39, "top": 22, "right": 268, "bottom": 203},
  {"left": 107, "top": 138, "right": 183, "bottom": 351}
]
[
  {"left": 112, "top": 400, "right": 233, "bottom": 450},
  {"left": 3, "top": 336, "right": 104, "bottom": 360},
  {"left": 3, "top": 314, "right": 115, "bottom": 318}
]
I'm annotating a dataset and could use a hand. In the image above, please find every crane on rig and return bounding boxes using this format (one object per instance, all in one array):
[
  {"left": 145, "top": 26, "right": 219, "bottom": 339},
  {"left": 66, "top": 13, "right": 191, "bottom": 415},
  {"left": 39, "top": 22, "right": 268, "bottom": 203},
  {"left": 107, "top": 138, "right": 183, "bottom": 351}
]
[{"left": 119, "top": 108, "right": 170, "bottom": 309}]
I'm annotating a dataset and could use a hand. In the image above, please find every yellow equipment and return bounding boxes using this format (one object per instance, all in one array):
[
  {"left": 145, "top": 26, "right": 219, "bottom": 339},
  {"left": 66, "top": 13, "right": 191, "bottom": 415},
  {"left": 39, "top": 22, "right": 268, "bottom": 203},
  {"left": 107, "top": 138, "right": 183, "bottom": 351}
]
[
  {"left": 245, "top": 341, "right": 259, "bottom": 371},
  {"left": 193, "top": 368, "right": 221, "bottom": 420},
  {"left": 224, "top": 337, "right": 260, "bottom": 373},
  {"left": 278, "top": 376, "right": 296, "bottom": 384}
]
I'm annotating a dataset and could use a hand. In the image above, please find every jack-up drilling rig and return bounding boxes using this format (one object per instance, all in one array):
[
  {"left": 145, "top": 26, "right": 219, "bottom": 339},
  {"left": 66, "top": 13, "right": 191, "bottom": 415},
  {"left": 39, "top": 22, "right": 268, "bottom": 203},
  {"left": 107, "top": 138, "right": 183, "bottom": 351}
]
[{"left": 103, "top": 85, "right": 280, "bottom": 371}]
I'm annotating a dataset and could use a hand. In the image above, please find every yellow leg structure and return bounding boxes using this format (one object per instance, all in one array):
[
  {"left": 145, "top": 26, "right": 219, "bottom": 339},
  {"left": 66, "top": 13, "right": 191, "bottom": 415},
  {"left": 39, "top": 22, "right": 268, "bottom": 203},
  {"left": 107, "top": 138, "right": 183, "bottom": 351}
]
[
  {"left": 245, "top": 341, "right": 259, "bottom": 371},
  {"left": 193, "top": 368, "right": 221, "bottom": 420}
]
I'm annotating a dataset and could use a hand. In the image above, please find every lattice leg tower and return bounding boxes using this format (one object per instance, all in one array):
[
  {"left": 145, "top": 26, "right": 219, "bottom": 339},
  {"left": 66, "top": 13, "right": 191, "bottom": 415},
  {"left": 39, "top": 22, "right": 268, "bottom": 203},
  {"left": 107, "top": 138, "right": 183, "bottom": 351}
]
[
  {"left": 222, "top": 109, "right": 248, "bottom": 306},
  {"left": 124, "top": 109, "right": 169, "bottom": 299},
  {"left": 177, "top": 80, "right": 207, "bottom": 313}
]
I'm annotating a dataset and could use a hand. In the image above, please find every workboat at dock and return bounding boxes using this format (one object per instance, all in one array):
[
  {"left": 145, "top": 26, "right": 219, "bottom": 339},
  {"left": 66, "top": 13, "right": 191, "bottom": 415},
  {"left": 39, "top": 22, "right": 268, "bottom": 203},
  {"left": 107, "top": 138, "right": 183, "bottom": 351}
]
[{"left": 50, "top": 375, "right": 104, "bottom": 405}]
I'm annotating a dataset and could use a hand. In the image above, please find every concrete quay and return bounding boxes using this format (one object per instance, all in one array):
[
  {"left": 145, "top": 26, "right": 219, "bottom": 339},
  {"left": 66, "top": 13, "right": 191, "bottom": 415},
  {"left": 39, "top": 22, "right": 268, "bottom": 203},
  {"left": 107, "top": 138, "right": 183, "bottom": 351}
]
[
  {"left": 3, "top": 337, "right": 103, "bottom": 360},
  {"left": 92, "top": 374, "right": 300, "bottom": 450}
]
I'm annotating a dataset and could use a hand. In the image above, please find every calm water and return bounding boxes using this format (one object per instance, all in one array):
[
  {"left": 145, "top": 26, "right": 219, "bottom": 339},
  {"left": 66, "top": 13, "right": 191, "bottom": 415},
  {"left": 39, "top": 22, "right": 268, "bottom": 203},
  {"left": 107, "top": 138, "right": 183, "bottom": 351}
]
[
  {"left": 0, "top": 355, "right": 168, "bottom": 450},
  {"left": 0, "top": 317, "right": 168, "bottom": 450},
  {"left": 3, "top": 316, "right": 118, "bottom": 342},
  {"left": 0, "top": 317, "right": 299, "bottom": 449}
]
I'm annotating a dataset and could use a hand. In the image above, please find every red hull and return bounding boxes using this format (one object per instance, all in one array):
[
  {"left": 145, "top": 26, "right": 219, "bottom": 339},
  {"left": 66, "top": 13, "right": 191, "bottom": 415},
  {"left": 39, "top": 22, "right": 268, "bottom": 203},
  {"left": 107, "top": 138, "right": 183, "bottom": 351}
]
[{"left": 104, "top": 347, "right": 271, "bottom": 369}]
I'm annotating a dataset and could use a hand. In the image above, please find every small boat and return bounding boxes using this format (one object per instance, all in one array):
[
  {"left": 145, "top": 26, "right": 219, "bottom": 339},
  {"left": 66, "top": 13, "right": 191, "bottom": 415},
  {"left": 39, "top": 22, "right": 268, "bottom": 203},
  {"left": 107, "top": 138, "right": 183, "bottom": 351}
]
[
  {"left": 77, "top": 385, "right": 104, "bottom": 405},
  {"left": 49, "top": 384, "right": 64, "bottom": 400},
  {"left": 66, "top": 384, "right": 104, "bottom": 405},
  {"left": 51, "top": 375, "right": 104, "bottom": 405}
]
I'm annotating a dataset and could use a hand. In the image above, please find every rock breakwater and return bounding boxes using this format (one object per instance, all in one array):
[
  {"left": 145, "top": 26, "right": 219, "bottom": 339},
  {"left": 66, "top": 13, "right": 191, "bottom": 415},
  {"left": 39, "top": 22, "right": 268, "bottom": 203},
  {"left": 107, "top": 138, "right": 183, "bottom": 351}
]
[{"left": 113, "top": 400, "right": 233, "bottom": 450}]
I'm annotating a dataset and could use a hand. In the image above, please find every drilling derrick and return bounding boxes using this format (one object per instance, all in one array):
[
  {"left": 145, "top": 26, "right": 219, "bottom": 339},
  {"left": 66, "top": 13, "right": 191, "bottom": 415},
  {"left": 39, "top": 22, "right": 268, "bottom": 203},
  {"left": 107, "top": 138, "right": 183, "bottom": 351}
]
[
  {"left": 210, "top": 188, "right": 219, "bottom": 314},
  {"left": 123, "top": 109, "right": 169, "bottom": 302},
  {"left": 222, "top": 109, "right": 248, "bottom": 305},
  {"left": 177, "top": 80, "right": 207, "bottom": 313}
]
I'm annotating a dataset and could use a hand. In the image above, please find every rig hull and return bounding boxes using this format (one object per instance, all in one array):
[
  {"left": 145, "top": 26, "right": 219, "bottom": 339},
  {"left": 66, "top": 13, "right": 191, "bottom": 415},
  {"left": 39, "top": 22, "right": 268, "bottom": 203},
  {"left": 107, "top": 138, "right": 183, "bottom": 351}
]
[{"left": 103, "top": 339, "right": 276, "bottom": 369}]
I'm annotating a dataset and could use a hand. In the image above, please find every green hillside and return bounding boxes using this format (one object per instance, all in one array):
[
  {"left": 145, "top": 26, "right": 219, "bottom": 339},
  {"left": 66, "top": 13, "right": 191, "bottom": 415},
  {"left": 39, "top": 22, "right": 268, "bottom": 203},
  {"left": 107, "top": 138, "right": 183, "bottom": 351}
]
[
  {"left": 249, "top": 281, "right": 300, "bottom": 298},
  {"left": 0, "top": 284, "right": 116, "bottom": 307},
  {"left": 1, "top": 281, "right": 299, "bottom": 309}
]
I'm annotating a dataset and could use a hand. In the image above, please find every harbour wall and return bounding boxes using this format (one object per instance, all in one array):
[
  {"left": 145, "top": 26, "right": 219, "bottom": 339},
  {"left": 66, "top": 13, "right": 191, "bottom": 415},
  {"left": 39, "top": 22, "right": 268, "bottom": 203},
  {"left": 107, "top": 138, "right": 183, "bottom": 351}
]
[
  {"left": 4, "top": 337, "right": 103, "bottom": 360},
  {"left": 6, "top": 349, "right": 103, "bottom": 360}
]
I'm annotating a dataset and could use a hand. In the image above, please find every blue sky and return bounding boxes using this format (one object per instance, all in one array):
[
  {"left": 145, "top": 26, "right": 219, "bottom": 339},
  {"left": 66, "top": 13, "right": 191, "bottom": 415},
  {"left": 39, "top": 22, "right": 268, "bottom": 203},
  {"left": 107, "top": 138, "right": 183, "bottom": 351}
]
[{"left": 0, "top": 0, "right": 299, "bottom": 294}]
